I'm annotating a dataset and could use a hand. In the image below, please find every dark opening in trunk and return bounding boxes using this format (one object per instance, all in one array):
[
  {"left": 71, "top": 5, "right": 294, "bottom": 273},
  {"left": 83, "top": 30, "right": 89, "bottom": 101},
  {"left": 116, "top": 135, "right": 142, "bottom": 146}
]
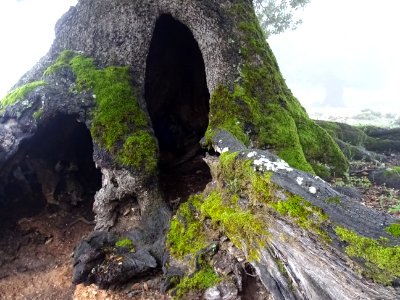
[
  {"left": 0, "top": 114, "right": 102, "bottom": 223},
  {"left": 145, "top": 14, "right": 210, "bottom": 168}
]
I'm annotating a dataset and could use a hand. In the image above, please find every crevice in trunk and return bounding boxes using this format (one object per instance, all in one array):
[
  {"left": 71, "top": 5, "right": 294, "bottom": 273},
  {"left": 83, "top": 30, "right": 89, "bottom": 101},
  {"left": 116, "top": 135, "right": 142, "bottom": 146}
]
[
  {"left": 0, "top": 114, "right": 102, "bottom": 223},
  {"left": 145, "top": 14, "right": 212, "bottom": 208},
  {"left": 145, "top": 14, "right": 210, "bottom": 169}
]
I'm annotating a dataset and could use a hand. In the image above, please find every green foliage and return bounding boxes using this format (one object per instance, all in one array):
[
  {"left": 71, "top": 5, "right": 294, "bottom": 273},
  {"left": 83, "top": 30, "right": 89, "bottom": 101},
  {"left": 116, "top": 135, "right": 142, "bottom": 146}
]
[
  {"left": 385, "top": 224, "right": 400, "bottom": 238},
  {"left": 384, "top": 167, "right": 400, "bottom": 176},
  {"left": 0, "top": 81, "right": 46, "bottom": 114},
  {"left": 335, "top": 226, "right": 400, "bottom": 284},
  {"left": 46, "top": 51, "right": 157, "bottom": 175},
  {"left": 174, "top": 266, "right": 220, "bottom": 299},
  {"left": 253, "top": 0, "right": 310, "bottom": 35},
  {"left": 335, "top": 175, "right": 371, "bottom": 189},
  {"left": 115, "top": 237, "right": 135, "bottom": 251}
]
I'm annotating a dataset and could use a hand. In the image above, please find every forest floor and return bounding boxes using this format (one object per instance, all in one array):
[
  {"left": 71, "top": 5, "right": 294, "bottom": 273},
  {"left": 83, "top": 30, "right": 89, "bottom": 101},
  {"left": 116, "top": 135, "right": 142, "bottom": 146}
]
[
  {"left": 0, "top": 150, "right": 399, "bottom": 299},
  {"left": 331, "top": 152, "right": 400, "bottom": 219},
  {"left": 0, "top": 154, "right": 211, "bottom": 300}
]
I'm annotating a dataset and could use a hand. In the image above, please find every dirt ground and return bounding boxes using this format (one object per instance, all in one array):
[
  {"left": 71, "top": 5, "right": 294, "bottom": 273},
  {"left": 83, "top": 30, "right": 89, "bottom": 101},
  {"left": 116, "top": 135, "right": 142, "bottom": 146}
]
[
  {"left": 0, "top": 207, "right": 93, "bottom": 300},
  {"left": 332, "top": 153, "right": 400, "bottom": 219}
]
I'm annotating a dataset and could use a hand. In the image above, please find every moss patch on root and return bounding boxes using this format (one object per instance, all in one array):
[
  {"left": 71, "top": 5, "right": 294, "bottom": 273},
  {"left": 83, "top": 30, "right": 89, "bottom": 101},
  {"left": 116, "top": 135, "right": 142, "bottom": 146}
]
[
  {"left": 0, "top": 81, "right": 46, "bottom": 114},
  {"left": 167, "top": 198, "right": 208, "bottom": 259},
  {"left": 385, "top": 223, "right": 400, "bottom": 238},
  {"left": 167, "top": 151, "right": 335, "bottom": 297},
  {"left": 218, "top": 152, "right": 330, "bottom": 240},
  {"left": 270, "top": 195, "right": 329, "bottom": 240},
  {"left": 335, "top": 226, "right": 400, "bottom": 284},
  {"left": 167, "top": 152, "right": 331, "bottom": 263},
  {"left": 45, "top": 50, "right": 158, "bottom": 175},
  {"left": 205, "top": 1, "right": 348, "bottom": 178},
  {"left": 174, "top": 266, "right": 220, "bottom": 300},
  {"left": 115, "top": 237, "right": 135, "bottom": 252}
]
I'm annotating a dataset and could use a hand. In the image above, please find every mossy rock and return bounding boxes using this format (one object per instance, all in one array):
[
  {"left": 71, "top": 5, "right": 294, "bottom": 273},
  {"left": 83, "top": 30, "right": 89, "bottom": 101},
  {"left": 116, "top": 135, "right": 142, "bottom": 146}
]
[
  {"left": 369, "top": 167, "right": 400, "bottom": 189},
  {"left": 363, "top": 126, "right": 400, "bottom": 141},
  {"left": 317, "top": 120, "right": 400, "bottom": 154}
]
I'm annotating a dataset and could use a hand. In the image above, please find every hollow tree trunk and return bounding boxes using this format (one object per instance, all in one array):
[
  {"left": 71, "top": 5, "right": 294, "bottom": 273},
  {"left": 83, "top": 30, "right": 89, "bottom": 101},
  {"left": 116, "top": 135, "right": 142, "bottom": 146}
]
[{"left": 0, "top": 0, "right": 399, "bottom": 298}]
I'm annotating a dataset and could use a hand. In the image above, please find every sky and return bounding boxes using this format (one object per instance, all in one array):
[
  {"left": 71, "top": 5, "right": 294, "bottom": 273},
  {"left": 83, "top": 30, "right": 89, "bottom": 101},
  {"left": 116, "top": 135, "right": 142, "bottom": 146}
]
[
  {"left": 0, "top": 0, "right": 77, "bottom": 98},
  {"left": 0, "top": 0, "right": 399, "bottom": 115},
  {"left": 268, "top": 0, "right": 400, "bottom": 114}
]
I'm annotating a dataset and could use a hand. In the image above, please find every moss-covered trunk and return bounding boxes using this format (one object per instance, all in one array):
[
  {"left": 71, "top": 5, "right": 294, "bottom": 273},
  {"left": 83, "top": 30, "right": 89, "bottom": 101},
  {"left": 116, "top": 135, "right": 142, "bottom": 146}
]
[
  {"left": 1, "top": 0, "right": 399, "bottom": 298},
  {"left": 206, "top": 0, "right": 348, "bottom": 180}
]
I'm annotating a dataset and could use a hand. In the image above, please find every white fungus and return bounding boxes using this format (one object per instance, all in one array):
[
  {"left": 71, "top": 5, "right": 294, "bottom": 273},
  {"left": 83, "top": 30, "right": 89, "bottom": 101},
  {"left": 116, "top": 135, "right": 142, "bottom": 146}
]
[
  {"left": 296, "top": 177, "right": 303, "bottom": 185},
  {"left": 309, "top": 186, "right": 317, "bottom": 194}
]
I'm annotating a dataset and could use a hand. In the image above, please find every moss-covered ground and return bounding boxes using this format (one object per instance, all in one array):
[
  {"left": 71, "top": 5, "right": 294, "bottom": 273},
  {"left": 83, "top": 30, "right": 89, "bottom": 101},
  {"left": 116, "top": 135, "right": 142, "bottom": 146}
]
[
  {"left": 206, "top": 1, "right": 348, "bottom": 179},
  {"left": 44, "top": 50, "right": 158, "bottom": 175}
]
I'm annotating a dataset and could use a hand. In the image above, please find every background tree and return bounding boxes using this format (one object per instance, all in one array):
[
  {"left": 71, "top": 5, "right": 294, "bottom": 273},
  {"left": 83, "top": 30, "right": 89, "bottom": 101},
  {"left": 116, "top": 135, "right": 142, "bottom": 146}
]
[{"left": 254, "top": 0, "right": 310, "bottom": 35}]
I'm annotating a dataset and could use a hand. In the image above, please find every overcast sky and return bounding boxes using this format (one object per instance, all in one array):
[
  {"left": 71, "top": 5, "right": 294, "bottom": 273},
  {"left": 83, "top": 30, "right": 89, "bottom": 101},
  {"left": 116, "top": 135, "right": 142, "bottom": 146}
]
[
  {"left": 0, "top": 0, "right": 399, "bottom": 114},
  {"left": 268, "top": 0, "right": 400, "bottom": 113}
]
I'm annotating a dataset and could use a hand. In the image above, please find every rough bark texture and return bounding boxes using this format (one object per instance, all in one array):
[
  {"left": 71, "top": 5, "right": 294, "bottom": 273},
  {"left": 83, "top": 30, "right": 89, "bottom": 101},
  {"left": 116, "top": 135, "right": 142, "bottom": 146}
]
[{"left": 0, "top": 0, "right": 399, "bottom": 298}]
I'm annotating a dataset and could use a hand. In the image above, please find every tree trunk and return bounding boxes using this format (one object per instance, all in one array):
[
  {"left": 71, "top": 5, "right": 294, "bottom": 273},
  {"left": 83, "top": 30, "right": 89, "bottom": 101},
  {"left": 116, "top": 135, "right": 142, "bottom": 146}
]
[{"left": 0, "top": 0, "right": 398, "bottom": 298}]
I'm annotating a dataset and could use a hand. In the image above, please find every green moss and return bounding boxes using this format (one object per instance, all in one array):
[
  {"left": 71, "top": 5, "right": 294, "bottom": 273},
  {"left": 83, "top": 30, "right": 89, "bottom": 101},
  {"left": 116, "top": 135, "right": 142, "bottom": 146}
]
[
  {"left": 311, "top": 163, "right": 331, "bottom": 181},
  {"left": 43, "top": 50, "right": 76, "bottom": 76},
  {"left": 324, "top": 196, "right": 341, "bottom": 205},
  {"left": 0, "top": 81, "right": 46, "bottom": 114},
  {"left": 297, "top": 120, "right": 348, "bottom": 178},
  {"left": 385, "top": 224, "right": 400, "bottom": 238},
  {"left": 197, "top": 191, "right": 267, "bottom": 260},
  {"left": 207, "top": 85, "right": 250, "bottom": 146},
  {"left": 46, "top": 51, "right": 157, "bottom": 175},
  {"left": 335, "top": 226, "right": 400, "bottom": 284},
  {"left": 115, "top": 237, "right": 135, "bottom": 251},
  {"left": 316, "top": 121, "right": 368, "bottom": 146},
  {"left": 318, "top": 120, "right": 399, "bottom": 155},
  {"left": 119, "top": 130, "right": 157, "bottom": 174},
  {"left": 204, "top": 1, "right": 349, "bottom": 177},
  {"left": 270, "top": 195, "right": 329, "bottom": 240},
  {"left": 384, "top": 167, "right": 400, "bottom": 177},
  {"left": 33, "top": 108, "right": 44, "bottom": 120},
  {"left": 167, "top": 197, "right": 208, "bottom": 259},
  {"left": 174, "top": 266, "right": 220, "bottom": 299}
]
